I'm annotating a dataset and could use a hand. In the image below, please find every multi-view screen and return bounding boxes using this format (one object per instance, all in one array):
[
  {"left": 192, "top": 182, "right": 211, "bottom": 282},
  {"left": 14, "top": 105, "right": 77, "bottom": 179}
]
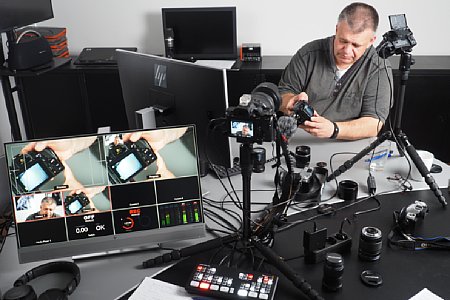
[{"left": 4, "top": 126, "right": 204, "bottom": 261}]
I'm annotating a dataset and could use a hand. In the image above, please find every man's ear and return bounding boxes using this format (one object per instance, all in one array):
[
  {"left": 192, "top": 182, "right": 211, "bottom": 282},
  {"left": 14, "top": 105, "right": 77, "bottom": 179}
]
[{"left": 369, "top": 35, "right": 377, "bottom": 47}]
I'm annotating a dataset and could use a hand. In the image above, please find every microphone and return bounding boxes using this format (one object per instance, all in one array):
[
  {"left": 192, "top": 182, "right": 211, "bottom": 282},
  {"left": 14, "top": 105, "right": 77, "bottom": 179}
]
[{"left": 277, "top": 116, "right": 298, "bottom": 141}]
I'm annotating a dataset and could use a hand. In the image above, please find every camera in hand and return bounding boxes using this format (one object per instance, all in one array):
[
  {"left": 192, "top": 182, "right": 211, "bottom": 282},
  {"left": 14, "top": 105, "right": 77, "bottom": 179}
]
[
  {"left": 376, "top": 14, "right": 417, "bottom": 58},
  {"left": 64, "top": 192, "right": 90, "bottom": 215},
  {"left": 107, "top": 138, "right": 157, "bottom": 184},
  {"left": 292, "top": 100, "right": 314, "bottom": 125},
  {"left": 9, "top": 148, "right": 65, "bottom": 194},
  {"left": 227, "top": 82, "right": 281, "bottom": 144}
]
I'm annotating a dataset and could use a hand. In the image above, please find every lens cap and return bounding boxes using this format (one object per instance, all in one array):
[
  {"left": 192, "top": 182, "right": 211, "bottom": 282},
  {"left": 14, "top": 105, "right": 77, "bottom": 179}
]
[{"left": 360, "top": 270, "right": 383, "bottom": 287}]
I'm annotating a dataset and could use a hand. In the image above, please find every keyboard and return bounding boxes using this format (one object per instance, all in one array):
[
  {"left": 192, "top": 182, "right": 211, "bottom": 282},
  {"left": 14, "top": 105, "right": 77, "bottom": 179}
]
[
  {"left": 210, "top": 162, "right": 242, "bottom": 178},
  {"left": 186, "top": 264, "right": 278, "bottom": 300}
]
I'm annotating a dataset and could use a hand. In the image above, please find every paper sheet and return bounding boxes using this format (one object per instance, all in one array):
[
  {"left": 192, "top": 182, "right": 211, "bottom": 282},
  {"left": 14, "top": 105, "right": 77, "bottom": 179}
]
[
  {"left": 129, "top": 277, "right": 193, "bottom": 300},
  {"left": 409, "top": 288, "right": 444, "bottom": 300}
]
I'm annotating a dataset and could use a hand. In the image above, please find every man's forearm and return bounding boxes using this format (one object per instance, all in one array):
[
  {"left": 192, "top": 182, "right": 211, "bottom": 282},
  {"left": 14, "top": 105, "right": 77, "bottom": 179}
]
[{"left": 336, "top": 117, "right": 383, "bottom": 140}]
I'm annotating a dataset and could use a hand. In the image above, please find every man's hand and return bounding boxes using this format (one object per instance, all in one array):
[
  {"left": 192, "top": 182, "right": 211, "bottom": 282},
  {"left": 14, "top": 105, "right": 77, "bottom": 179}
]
[
  {"left": 281, "top": 92, "right": 309, "bottom": 115},
  {"left": 301, "top": 113, "right": 335, "bottom": 138}
]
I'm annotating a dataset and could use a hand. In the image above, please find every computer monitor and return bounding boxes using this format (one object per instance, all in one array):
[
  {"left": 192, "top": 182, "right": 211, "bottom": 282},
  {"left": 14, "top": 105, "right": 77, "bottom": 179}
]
[
  {"left": 0, "top": 0, "right": 54, "bottom": 33},
  {"left": 162, "top": 7, "right": 237, "bottom": 61},
  {"left": 116, "top": 50, "right": 233, "bottom": 168},
  {"left": 4, "top": 125, "right": 205, "bottom": 263}
]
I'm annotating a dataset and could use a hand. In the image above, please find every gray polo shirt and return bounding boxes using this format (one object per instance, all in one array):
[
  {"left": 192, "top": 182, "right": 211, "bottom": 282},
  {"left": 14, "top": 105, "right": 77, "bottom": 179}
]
[{"left": 279, "top": 36, "right": 393, "bottom": 123}]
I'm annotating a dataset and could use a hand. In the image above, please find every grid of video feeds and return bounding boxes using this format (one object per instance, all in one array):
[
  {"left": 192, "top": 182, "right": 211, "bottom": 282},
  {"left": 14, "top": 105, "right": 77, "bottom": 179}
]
[{"left": 5, "top": 126, "right": 204, "bottom": 248}]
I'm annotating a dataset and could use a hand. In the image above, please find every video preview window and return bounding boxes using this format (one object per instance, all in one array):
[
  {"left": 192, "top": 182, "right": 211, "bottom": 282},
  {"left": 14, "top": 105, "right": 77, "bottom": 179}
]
[
  {"left": 6, "top": 136, "right": 109, "bottom": 196},
  {"left": 230, "top": 121, "right": 253, "bottom": 138},
  {"left": 14, "top": 192, "right": 64, "bottom": 222}
]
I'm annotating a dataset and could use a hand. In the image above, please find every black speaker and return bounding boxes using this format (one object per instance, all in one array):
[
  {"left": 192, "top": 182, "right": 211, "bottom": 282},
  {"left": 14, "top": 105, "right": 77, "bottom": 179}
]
[{"left": 8, "top": 30, "right": 53, "bottom": 70}]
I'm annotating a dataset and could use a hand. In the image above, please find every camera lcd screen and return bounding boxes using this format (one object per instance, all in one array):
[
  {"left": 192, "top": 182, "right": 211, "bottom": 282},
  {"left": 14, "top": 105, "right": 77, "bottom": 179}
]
[
  {"left": 67, "top": 200, "right": 83, "bottom": 214},
  {"left": 18, "top": 163, "right": 49, "bottom": 192},
  {"left": 114, "top": 153, "right": 143, "bottom": 181},
  {"left": 389, "top": 14, "right": 407, "bottom": 30},
  {"left": 230, "top": 121, "right": 253, "bottom": 138}
]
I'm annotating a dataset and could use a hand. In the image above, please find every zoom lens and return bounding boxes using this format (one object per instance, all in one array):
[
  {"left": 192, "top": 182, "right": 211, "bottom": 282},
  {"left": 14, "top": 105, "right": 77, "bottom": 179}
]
[
  {"left": 252, "top": 147, "right": 266, "bottom": 173},
  {"left": 358, "top": 226, "right": 382, "bottom": 261},
  {"left": 295, "top": 145, "right": 311, "bottom": 168},
  {"left": 322, "top": 253, "right": 344, "bottom": 291}
]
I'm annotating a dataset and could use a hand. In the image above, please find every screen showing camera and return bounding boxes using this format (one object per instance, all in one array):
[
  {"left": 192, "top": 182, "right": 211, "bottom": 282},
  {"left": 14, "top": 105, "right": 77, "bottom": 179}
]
[
  {"left": 230, "top": 121, "right": 254, "bottom": 138},
  {"left": 5, "top": 126, "right": 206, "bottom": 263},
  {"left": 18, "top": 163, "right": 49, "bottom": 192},
  {"left": 67, "top": 200, "right": 83, "bottom": 215},
  {"left": 113, "top": 153, "right": 143, "bottom": 182}
]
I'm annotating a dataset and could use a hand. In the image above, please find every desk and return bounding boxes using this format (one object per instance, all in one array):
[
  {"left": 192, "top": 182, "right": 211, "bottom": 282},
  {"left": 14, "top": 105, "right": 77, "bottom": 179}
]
[{"left": 0, "top": 131, "right": 449, "bottom": 299}]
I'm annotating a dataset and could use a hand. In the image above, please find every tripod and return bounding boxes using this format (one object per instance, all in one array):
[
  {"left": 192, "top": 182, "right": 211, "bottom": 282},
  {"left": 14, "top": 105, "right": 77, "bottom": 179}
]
[
  {"left": 143, "top": 139, "right": 324, "bottom": 300},
  {"left": 326, "top": 52, "right": 447, "bottom": 207}
]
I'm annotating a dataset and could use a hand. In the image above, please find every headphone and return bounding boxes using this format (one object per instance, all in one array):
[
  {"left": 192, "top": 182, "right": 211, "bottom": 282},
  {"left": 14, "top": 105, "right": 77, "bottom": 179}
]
[{"left": 3, "top": 261, "right": 80, "bottom": 300}]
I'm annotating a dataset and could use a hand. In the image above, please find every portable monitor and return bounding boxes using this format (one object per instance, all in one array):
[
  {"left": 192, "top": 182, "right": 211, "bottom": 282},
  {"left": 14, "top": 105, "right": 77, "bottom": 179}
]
[{"left": 4, "top": 125, "right": 205, "bottom": 263}]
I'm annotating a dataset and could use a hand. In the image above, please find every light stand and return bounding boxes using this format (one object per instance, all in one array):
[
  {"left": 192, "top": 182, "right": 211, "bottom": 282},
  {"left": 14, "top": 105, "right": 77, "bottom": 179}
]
[
  {"left": 326, "top": 50, "right": 447, "bottom": 207},
  {"left": 142, "top": 135, "right": 324, "bottom": 300}
]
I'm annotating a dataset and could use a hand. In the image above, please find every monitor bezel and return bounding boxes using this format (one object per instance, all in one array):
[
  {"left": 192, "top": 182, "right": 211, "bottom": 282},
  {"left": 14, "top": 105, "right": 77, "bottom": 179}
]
[{"left": 162, "top": 6, "right": 238, "bottom": 61}]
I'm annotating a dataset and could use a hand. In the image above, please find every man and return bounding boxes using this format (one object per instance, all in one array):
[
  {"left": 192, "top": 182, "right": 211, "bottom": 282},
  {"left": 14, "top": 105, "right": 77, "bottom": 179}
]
[
  {"left": 26, "top": 197, "right": 61, "bottom": 220},
  {"left": 279, "top": 2, "right": 392, "bottom": 140}
]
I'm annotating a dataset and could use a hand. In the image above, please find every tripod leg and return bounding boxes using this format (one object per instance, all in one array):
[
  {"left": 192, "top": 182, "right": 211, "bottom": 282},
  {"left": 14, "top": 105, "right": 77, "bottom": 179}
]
[
  {"left": 398, "top": 133, "right": 447, "bottom": 207},
  {"left": 142, "top": 233, "right": 240, "bottom": 268},
  {"left": 251, "top": 238, "right": 324, "bottom": 300}
]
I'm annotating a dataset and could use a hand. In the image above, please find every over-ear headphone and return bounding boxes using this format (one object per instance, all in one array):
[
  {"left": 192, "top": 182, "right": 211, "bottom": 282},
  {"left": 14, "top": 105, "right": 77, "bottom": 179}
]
[{"left": 3, "top": 261, "right": 80, "bottom": 300}]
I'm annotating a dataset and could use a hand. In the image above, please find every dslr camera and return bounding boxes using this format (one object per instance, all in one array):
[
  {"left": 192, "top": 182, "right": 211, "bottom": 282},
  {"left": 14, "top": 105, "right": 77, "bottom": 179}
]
[
  {"left": 226, "top": 82, "right": 281, "bottom": 144},
  {"left": 9, "top": 148, "right": 65, "bottom": 194},
  {"left": 107, "top": 138, "right": 157, "bottom": 184},
  {"left": 376, "top": 14, "right": 417, "bottom": 58},
  {"left": 64, "top": 192, "right": 91, "bottom": 215},
  {"left": 292, "top": 100, "right": 315, "bottom": 125}
]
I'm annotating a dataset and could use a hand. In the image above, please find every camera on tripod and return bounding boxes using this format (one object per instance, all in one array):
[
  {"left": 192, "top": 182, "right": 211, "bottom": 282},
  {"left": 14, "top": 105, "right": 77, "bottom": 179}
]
[
  {"left": 226, "top": 82, "right": 281, "bottom": 144},
  {"left": 376, "top": 14, "right": 417, "bottom": 58}
]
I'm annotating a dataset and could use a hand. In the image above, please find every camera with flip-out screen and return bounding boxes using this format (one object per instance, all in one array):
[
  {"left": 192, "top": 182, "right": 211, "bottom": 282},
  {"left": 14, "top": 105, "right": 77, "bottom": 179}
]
[
  {"left": 226, "top": 82, "right": 281, "bottom": 144},
  {"left": 9, "top": 148, "right": 65, "bottom": 195},
  {"left": 376, "top": 14, "right": 417, "bottom": 58},
  {"left": 107, "top": 138, "right": 157, "bottom": 184},
  {"left": 64, "top": 192, "right": 90, "bottom": 215}
]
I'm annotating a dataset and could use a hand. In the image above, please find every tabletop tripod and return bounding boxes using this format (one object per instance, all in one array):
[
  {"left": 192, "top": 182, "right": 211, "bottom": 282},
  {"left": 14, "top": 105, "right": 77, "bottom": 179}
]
[{"left": 143, "top": 134, "right": 324, "bottom": 300}]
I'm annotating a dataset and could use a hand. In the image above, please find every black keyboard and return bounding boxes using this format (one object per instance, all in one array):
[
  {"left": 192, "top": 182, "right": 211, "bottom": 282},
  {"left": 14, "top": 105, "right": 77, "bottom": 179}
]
[
  {"left": 210, "top": 162, "right": 242, "bottom": 178},
  {"left": 186, "top": 264, "right": 278, "bottom": 300}
]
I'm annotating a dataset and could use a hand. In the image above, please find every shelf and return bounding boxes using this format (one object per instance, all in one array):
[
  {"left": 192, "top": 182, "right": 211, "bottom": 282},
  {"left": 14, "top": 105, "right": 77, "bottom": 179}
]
[{"left": 0, "top": 57, "right": 72, "bottom": 77}]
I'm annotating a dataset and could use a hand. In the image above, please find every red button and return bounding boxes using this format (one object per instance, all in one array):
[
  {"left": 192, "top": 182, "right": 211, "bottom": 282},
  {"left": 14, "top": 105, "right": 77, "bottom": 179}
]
[{"left": 199, "top": 282, "right": 210, "bottom": 290}]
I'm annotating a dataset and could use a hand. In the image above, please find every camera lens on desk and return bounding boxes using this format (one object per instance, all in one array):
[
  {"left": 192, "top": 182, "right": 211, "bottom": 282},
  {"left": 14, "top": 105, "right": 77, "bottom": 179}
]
[
  {"left": 322, "top": 252, "right": 344, "bottom": 291},
  {"left": 295, "top": 145, "right": 311, "bottom": 168},
  {"left": 358, "top": 226, "right": 383, "bottom": 261},
  {"left": 252, "top": 147, "right": 266, "bottom": 173}
]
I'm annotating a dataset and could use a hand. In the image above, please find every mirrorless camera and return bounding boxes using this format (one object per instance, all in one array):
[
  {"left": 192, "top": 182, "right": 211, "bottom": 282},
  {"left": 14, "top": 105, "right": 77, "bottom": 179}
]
[
  {"left": 376, "top": 14, "right": 417, "bottom": 58},
  {"left": 64, "top": 192, "right": 90, "bottom": 215},
  {"left": 292, "top": 101, "right": 314, "bottom": 125},
  {"left": 9, "top": 148, "right": 65, "bottom": 194},
  {"left": 226, "top": 82, "right": 281, "bottom": 144},
  {"left": 107, "top": 138, "right": 157, "bottom": 184}
]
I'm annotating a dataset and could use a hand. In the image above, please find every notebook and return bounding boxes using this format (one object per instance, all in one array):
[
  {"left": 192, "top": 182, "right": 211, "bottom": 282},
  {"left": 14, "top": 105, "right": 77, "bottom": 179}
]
[{"left": 74, "top": 47, "right": 137, "bottom": 65}]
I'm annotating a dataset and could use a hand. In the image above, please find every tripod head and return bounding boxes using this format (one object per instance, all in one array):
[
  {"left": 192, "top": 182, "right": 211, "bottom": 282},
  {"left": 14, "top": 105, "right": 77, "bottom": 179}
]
[{"left": 376, "top": 14, "right": 417, "bottom": 59}]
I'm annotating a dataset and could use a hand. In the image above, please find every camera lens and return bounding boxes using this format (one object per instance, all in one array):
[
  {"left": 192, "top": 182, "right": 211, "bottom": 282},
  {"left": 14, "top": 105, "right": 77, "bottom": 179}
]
[
  {"left": 295, "top": 145, "right": 311, "bottom": 168},
  {"left": 322, "top": 253, "right": 344, "bottom": 291},
  {"left": 252, "top": 147, "right": 266, "bottom": 173},
  {"left": 358, "top": 226, "right": 382, "bottom": 261}
]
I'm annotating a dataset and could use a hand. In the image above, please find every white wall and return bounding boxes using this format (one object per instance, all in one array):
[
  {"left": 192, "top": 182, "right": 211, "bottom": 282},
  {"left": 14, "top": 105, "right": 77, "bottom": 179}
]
[{"left": 1, "top": 0, "right": 450, "bottom": 149}]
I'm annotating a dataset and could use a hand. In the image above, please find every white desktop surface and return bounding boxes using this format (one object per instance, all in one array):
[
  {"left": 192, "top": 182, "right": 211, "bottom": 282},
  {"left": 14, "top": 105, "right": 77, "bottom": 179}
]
[{"left": 0, "top": 130, "right": 449, "bottom": 299}]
